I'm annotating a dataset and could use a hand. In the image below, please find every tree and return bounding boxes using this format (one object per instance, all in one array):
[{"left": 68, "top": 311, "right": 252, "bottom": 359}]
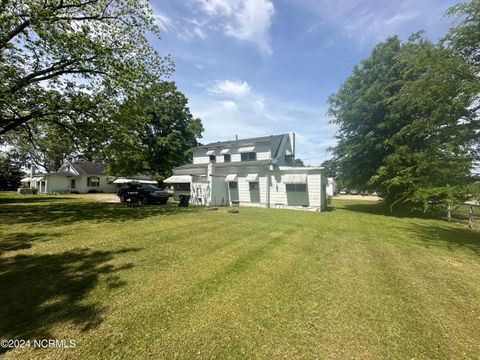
[
  {"left": 106, "top": 82, "right": 204, "bottom": 177},
  {"left": 293, "top": 158, "right": 305, "bottom": 167},
  {"left": 5, "top": 122, "right": 76, "bottom": 172},
  {"left": 329, "top": 33, "right": 479, "bottom": 212},
  {"left": 320, "top": 159, "right": 338, "bottom": 178},
  {"left": 444, "top": 0, "right": 480, "bottom": 68},
  {"left": 0, "top": 152, "right": 23, "bottom": 190},
  {"left": 0, "top": 0, "right": 173, "bottom": 140}
]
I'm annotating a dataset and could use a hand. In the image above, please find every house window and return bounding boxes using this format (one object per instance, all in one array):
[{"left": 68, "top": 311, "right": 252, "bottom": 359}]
[
  {"left": 286, "top": 184, "right": 307, "bottom": 192},
  {"left": 249, "top": 182, "right": 259, "bottom": 190},
  {"left": 229, "top": 181, "right": 238, "bottom": 189},
  {"left": 209, "top": 155, "right": 216, "bottom": 163},
  {"left": 70, "top": 179, "right": 76, "bottom": 189},
  {"left": 175, "top": 183, "right": 190, "bottom": 191},
  {"left": 224, "top": 154, "right": 231, "bottom": 163},
  {"left": 241, "top": 152, "right": 256, "bottom": 162},
  {"left": 87, "top": 176, "right": 100, "bottom": 187}
]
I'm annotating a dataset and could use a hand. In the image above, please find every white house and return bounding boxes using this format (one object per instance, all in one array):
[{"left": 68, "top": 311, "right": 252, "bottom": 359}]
[
  {"left": 164, "top": 132, "right": 328, "bottom": 211},
  {"left": 20, "top": 160, "right": 155, "bottom": 194},
  {"left": 326, "top": 177, "right": 336, "bottom": 196}
]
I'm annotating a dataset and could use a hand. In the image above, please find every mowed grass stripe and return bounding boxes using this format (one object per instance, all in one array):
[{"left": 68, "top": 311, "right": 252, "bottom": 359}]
[{"left": 0, "top": 193, "right": 479, "bottom": 359}]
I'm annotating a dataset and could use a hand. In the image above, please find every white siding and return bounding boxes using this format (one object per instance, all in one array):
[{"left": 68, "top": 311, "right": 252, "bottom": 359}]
[
  {"left": 307, "top": 173, "right": 321, "bottom": 208},
  {"left": 268, "top": 171, "right": 323, "bottom": 210},
  {"left": 46, "top": 176, "right": 71, "bottom": 193},
  {"left": 76, "top": 175, "right": 118, "bottom": 193}
]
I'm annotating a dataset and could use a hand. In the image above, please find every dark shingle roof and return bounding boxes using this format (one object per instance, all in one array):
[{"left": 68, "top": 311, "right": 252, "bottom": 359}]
[
  {"left": 47, "top": 171, "right": 78, "bottom": 177},
  {"left": 194, "top": 134, "right": 288, "bottom": 150},
  {"left": 70, "top": 161, "right": 106, "bottom": 175}
]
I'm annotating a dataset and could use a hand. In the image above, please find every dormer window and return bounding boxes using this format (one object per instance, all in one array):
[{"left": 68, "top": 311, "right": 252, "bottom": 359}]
[
  {"left": 209, "top": 155, "right": 216, "bottom": 163},
  {"left": 241, "top": 152, "right": 256, "bottom": 161}
]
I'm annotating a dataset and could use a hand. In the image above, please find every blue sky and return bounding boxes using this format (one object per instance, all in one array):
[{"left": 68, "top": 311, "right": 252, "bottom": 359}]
[{"left": 150, "top": 0, "right": 459, "bottom": 165}]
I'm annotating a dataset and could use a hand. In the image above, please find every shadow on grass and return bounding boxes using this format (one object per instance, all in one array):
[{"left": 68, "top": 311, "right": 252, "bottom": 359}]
[
  {"left": 0, "top": 246, "right": 141, "bottom": 353},
  {"left": 0, "top": 195, "right": 72, "bottom": 204},
  {"left": 0, "top": 198, "right": 201, "bottom": 226},
  {"left": 0, "top": 232, "right": 59, "bottom": 255},
  {"left": 334, "top": 200, "right": 437, "bottom": 220},
  {"left": 405, "top": 223, "right": 480, "bottom": 256}
]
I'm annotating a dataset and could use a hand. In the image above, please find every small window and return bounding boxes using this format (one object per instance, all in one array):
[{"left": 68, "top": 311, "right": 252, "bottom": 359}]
[
  {"left": 224, "top": 154, "right": 231, "bottom": 163},
  {"left": 241, "top": 152, "right": 256, "bottom": 162},
  {"left": 286, "top": 184, "right": 307, "bottom": 192},
  {"left": 249, "top": 182, "right": 259, "bottom": 190},
  {"left": 87, "top": 176, "right": 100, "bottom": 187},
  {"left": 229, "top": 181, "right": 237, "bottom": 189},
  {"left": 70, "top": 179, "right": 76, "bottom": 189},
  {"left": 209, "top": 155, "right": 216, "bottom": 163}
]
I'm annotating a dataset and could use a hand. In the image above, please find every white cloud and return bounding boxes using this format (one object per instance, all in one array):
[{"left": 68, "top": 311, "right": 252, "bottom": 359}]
[
  {"left": 209, "top": 79, "right": 251, "bottom": 97},
  {"left": 296, "top": 0, "right": 452, "bottom": 48},
  {"left": 198, "top": 0, "right": 274, "bottom": 56},
  {"left": 189, "top": 79, "right": 336, "bottom": 165},
  {"left": 154, "top": 12, "right": 173, "bottom": 33},
  {"left": 219, "top": 100, "right": 238, "bottom": 110}
]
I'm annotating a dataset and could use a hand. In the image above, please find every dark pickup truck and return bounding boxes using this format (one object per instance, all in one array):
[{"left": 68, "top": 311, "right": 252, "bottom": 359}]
[{"left": 117, "top": 183, "right": 169, "bottom": 205}]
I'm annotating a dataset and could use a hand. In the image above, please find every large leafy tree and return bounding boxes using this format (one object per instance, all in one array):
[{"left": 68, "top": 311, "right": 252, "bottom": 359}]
[
  {"left": 106, "top": 82, "right": 204, "bottom": 177},
  {"left": 0, "top": 0, "right": 173, "bottom": 139},
  {"left": 0, "top": 152, "right": 23, "bottom": 190},
  {"left": 329, "top": 32, "right": 479, "bottom": 211}
]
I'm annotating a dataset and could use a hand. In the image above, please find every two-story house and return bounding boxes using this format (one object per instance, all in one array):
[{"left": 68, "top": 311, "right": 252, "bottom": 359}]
[{"left": 164, "top": 132, "right": 328, "bottom": 210}]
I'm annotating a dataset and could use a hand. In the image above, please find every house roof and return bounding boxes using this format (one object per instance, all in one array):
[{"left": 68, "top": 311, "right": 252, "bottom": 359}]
[
  {"left": 194, "top": 134, "right": 289, "bottom": 150},
  {"left": 69, "top": 161, "right": 106, "bottom": 175},
  {"left": 46, "top": 171, "right": 78, "bottom": 177}
]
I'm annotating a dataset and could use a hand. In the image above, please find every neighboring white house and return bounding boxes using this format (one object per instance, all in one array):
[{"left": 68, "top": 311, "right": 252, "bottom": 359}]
[
  {"left": 326, "top": 177, "right": 336, "bottom": 197},
  {"left": 20, "top": 160, "right": 155, "bottom": 194},
  {"left": 164, "top": 132, "right": 328, "bottom": 211}
]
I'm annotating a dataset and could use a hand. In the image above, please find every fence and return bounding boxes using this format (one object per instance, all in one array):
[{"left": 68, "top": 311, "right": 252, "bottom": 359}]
[{"left": 446, "top": 202, "right": 480, "bottom": 230}]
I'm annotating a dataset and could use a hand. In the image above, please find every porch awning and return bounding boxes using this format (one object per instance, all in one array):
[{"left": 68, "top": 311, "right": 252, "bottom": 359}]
[
  {"left": 32, "top": 176, "right": 45, "bottom": 182},
  {"left": 113, "top": 178, "right": 157, "bottom": 184},
  {"left": 282, "top": 173, "right": 307, "bottom": 184},
  {"left": 224, "top": 174, "right": 237, "bottom": 182},
  {"left": 220, "top": 148, "right": 230, "bottom": 154},
  {"left": 20, "top": 177, "right": 31, "bottom": 183},
  {"left": 245, "top": 173, "right": 258, "bottom": 182},
  {"left": 206, "top": 150, "right": 215, "bottom": 155},
  {"left": 238, "top": 146, "right": 255, "bottom": 153},
  {"left": 164, "top": 175, "right": 191, "bottom": 184}
]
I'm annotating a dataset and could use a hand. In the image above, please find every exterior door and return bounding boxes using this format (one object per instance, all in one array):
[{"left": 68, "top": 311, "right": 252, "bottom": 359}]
[
  {"left": 70, "top": 179, "right": 76, "bottom": 190},
  {"left": 229, "top": 182, "right": 239, "bottom": 202}
]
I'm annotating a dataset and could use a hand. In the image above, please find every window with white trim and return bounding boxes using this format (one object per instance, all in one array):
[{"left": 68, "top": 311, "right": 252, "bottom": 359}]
[
  {"left": 87, "top": 176, "right": 100, "bottom": 187},
  {"left": 241, "top": 152, "right": 256, "bottom": 161},
  {"left": 286, "top": 184, "right": 307, "bottom": 192}
]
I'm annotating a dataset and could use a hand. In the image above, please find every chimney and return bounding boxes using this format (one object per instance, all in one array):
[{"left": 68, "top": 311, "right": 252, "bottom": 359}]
[
  {"left": 30, "top": 165, "right": 35, "bottom": 178},
  {"left": 289, "top": 131, "right": 295, "bottom": 156},
  {"left": 235, "top": 134, "right": 238, "bottom": 141}
]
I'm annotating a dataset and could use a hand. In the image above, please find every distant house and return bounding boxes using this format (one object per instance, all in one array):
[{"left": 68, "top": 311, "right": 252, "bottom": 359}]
[
  {"left": 20, "top": 160, "right": 155, "bottom": 194},
  {"left": 326, "top": 177, "right": 336, "bottom": 196},
  {"left": 164, "top": 132, "right": 328, "bottom": 211}
]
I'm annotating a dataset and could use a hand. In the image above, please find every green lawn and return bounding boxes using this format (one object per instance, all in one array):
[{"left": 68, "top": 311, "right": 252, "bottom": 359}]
[{"left": 0, "top": 192, "right": 479, "bottom": 359}]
